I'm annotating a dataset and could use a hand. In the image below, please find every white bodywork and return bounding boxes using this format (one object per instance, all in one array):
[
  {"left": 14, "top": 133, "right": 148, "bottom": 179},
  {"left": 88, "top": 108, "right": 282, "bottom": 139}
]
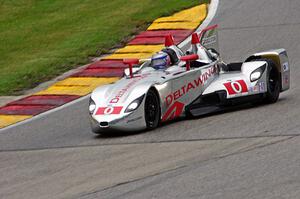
[{"left": 89, "top": 26, "right": 290, "bottom": 133}]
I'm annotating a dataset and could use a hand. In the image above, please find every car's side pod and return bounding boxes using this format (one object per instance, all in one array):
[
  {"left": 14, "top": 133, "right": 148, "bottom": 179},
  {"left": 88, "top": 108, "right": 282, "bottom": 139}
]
[{"left": 245, "top": 49, "right": 290, "bottom": 92}]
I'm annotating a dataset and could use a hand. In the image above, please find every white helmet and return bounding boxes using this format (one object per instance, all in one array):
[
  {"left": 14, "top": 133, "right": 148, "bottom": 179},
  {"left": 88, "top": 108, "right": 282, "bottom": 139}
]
[{"left": 151, "top": 52, "right": 171, "bottom": 70}]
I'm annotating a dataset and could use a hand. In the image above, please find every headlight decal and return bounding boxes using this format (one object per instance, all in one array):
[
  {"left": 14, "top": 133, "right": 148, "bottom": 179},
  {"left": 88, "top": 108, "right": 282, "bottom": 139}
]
[
  {"left": 250, "top": 64, "right": 266, "bottom": 82},
  {"left": 89, "top": 98, "right": 96, "bottom": 114},
  {"left": 125, "top": 94, "right": 145, "bottom": 113}
]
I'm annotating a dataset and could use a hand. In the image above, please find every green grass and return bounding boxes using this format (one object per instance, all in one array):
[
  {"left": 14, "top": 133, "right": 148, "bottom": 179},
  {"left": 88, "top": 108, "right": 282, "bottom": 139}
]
[{"left": 0, "top": 0, "right": 204, "bottom": 95}]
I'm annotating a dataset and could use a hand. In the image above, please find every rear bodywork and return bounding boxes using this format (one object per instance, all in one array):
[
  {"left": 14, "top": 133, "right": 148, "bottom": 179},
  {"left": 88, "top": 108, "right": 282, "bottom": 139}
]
[{"left": 246, "top": 49, "right": 290, "bottom": 91}]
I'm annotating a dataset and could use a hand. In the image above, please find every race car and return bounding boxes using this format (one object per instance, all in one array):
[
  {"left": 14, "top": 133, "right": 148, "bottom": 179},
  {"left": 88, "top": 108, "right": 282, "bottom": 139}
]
[{"left": 88, "top": 25, "right": 290, "bottom": 134}]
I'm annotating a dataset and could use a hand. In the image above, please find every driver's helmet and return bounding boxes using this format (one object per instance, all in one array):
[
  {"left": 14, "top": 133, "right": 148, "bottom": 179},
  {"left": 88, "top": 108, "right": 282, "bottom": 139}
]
[{"left": 151, "top": 51, "right": 171, "bottom": 70}]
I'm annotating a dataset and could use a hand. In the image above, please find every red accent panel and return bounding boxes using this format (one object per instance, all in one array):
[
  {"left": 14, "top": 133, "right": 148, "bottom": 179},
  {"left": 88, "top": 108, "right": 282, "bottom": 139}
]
[
  {"left": 191, "top": 33, "right": 200, "bottom": 44},
  {"left": 7, "top": 95, "right": 80, "bottom": 106},
  {"left": 96, "top": 106, "right": 123, "bottom": 115},
  {"left": 238, "top": 80, "right": 248, "bottom": 92},
  {"left": 165, "top": 35, "right": 175, "bottom": 47},
  {"left": 224, "top": 80, "right": 248, "bottom": 95},
  {"left": 181, "top": 54, "right": 199, "bottom": 71},
  {"left": 123, "top": 59, "right": 139, "bottom": 78},
  {"left": 162, "top": 101, "right": 185, "bottom": 121},
  {"left": 123, "top": 59, "right": 139, "bottom": 65},
  {"left": 72, "top": 68, "right": 124, "bottom": 77},
  {"left": 87, "top": 60, "right": 128, "bottom": 69},
  {"left": 180, "top": 54, "right": 199, "bottom": 61},
  {"left": 0, "top": 105, "right": 56, "bottom": 115},
  {"left": 224, "top": 83, "right": 235, "bottom": 95}
]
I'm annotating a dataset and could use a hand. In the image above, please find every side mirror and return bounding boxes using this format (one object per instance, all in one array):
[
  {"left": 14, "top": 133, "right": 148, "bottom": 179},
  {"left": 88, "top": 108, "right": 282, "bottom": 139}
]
[
  {"left": 180, "top": 54, "right": 199, "bottom": 71},
  {"left": 207, "top": 48, "right": 220, "bottom": 60},
  {"left": 123, "top": 59, "right": 139, "bottom": 78}
]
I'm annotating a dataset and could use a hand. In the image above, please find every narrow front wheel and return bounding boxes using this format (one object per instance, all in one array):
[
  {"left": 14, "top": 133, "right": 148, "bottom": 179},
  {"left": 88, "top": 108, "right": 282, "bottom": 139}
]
[{"left": 144, "top": 89, "right": 160, "bottom": 130}]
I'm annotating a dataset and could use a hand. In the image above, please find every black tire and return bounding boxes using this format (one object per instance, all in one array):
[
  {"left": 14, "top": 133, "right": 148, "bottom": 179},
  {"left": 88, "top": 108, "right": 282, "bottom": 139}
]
[
  {"left": 253, "top": 58, "right": 280, "bottom": 103},
  {"left": 144, "top": 89, "right": 160, "bottom": 130}
]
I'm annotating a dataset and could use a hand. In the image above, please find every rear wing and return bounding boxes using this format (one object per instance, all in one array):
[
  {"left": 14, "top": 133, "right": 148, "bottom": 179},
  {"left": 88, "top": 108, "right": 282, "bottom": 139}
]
[{"left": 199, "top": 24, "right": 219, "bottom": 53}]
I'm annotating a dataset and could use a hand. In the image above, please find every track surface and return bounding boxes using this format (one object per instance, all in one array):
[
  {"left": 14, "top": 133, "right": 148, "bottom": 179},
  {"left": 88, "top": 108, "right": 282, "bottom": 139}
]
[{"left": 1, "top": 0, "right": 300, "bottom": 198}]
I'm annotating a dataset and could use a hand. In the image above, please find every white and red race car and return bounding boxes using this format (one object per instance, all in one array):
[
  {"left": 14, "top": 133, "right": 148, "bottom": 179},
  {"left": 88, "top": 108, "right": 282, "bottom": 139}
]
[{"left": 88, "top": 25, "right": 290, "bottom": 134}]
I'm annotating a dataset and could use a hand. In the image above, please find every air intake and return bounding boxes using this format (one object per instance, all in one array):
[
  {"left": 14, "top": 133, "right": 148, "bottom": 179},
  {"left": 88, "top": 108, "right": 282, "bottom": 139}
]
[{"left": 99, "top": 122, "right": 109, "bottom": 128}]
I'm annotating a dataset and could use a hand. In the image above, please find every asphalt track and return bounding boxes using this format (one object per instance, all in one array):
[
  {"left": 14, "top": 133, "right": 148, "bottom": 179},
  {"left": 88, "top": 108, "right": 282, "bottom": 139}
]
[{"left": 1, "top": 0, "right": 300, "bottom": 198}]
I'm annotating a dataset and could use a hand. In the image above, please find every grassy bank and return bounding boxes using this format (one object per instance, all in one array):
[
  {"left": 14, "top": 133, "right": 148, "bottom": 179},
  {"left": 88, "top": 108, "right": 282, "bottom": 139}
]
[{"left": 0, "top": 0, "right": 205, "bottom": 95}]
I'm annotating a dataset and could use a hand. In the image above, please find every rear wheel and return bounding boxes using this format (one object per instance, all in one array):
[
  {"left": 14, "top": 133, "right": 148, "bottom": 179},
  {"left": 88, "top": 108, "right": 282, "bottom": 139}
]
[
  {"left": 252, "top": 58, "right": 280, "bottom": 103},
  {"left": 264, "top": 59, "right": 280, "bottom": 103},
  {"left": 144, "top": 89, "right": 160, "bottom": 130}
]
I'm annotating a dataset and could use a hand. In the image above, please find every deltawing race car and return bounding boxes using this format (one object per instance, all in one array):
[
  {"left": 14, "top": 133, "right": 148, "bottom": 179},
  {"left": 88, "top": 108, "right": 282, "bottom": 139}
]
[{"left": 89, "top": 25, "right": 290, "bottom": 134}]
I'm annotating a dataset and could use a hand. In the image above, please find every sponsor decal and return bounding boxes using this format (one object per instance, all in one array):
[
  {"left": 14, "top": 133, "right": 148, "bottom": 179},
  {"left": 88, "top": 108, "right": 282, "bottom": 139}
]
[
  {"left": 249, "top": 85, "right": 259, "bottom": 93},
  {"left": 224, "top": 80, "right": 248, "bottom": 95},
  {"left": 283, "top": 62, "right": 289, "bottom": 72},
  {"left": 258, "top": 82, "right": 265, "bottom": 92},
  {"left": 202, "top": 35, "right": 217, "bottom": 47},
  {"left": 201, "top": 28, "right": 217, "bottom": 47},
  {"left": 249, "top": 82, "right": 266, "bottom": 93},
  {"left": 165, "top": 65, "right": 217, "bottom": 107},
  {"left": 284, "top": 74, "right": 289, "bottom": 84},
  {"left": 96, "top": 106, "right": 123, "bottom": 115},
  {"left": 162, "top": 101, "right": 185, "bottom": 122},
  {"left": 110, "top": 74, "right": 150, "bottom": 104},
  {"left": 162, "top": 65, "right": 217, "bottom": 121}
]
